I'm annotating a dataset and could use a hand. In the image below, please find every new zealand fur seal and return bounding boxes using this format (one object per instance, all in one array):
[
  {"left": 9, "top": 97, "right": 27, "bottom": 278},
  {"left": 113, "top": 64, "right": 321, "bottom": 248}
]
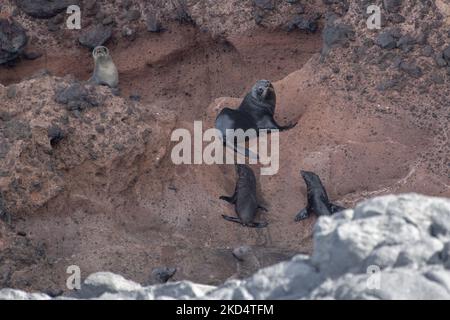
[
  {"left": 90, "top": 46, "right": 118, "bottom": 88},
  {"left": 215, "top": 80, "right": 297, "bottom": 158},
  {"left": 294, "top": 170, "right": 346, "bottom": 221},
  {"left": 230, "top": 246, "right": 261, "bottom": 279},
  {"left": 220, "top": 164, "right": 268, "bottom": 228},
  {"left": 151, "top": 267, "right": 177, "bottom": 284}
]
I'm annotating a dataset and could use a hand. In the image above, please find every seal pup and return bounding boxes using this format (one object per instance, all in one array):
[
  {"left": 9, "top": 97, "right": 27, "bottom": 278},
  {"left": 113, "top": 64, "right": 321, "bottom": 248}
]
[
  {"left": 220, "top": 164, "right": 268, "bottom": 228},
  {"left": 215, "top": 80, "right": 297, "bottom": 158},
  {"left": 230, "top": 246, "right": 261, "bottom": 279},
  {"left": 90, "top": 46, "right": 118, "bottom": 88},
  {"left": 151, "top": 267, "right": 177, "bottom": 284},
  {"left": 294, "top": 170, "right": 346, "bottom": 221}
]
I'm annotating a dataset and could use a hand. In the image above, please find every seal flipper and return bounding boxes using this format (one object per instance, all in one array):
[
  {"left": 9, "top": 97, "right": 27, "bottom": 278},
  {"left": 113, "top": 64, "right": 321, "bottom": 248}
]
[
  {"left": 262, "top": 118, "right": 298, "bottom": 132},
  {"left": 258, "top": 205, "right": 268, "bottom": 212},
  {"left": 222, "top": 215, "right": 242, "bottom": 224},
  {"left": 294, "top": 208, "right": 309, "bottom": 222},
  {"left": 222, "top": 215, "right": 267, "bottom": 228},
  {"left": 220, "top": 191, "right": 237, "bottom": 204},
  {"left": 330, "top": 203, "right": 346, "bottom": 214},
  {"left": 247, "top": 221, "right": 268, "bottom": 228},
  {"left": 276, "top": 121, "right": 298, "bottom": 132},
  {"left": 224, "top": 140, "right": 259, "bottom": 161}
]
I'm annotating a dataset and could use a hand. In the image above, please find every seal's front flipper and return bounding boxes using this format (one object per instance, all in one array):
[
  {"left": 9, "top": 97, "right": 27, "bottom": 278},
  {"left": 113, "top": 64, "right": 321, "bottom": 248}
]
[
  {"left": 247, "top": 221, "right": 268, "bottom": 228},
  {"left": 294, "top": 208, "right": 309, "bottom": 222},
  {"left": 266, "top": 118, "right": 298, "bottom": 132},
  {"left": 220, "top": 193, "right": 237, "bottom": 204},
  {"left": 222, "top": 215, "right": 242, "bottom": 224},
  {"left": 330, "top": 203, "right": 346, "bottom": 214},
  {"left": 277, "top": 121, "right": 298, "bottom": 132}
]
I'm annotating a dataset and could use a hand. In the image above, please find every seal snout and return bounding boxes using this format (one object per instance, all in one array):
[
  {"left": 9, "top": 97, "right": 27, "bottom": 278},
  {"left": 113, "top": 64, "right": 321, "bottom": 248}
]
[
  {"left": 259, "top": 80, "right": 273, "bottom": 98},
  {"left": 252, "top": 79, "right": 274, "bottom": 100},
  {"left": 300, "top": 170, "right": 310, "bottom": 178},
  {"left": 300, "top": 170, "right": 317, "bottom": 184}
]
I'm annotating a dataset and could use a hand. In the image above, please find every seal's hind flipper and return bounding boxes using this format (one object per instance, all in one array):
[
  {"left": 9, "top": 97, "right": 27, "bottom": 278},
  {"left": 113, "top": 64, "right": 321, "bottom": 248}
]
[
  {"left": 330, "top": 203, "right": 346, "bottom": 214},
  {"left": 294, "top": 208, "right": 309, "bottom": 222},
  {"left": 222, "top": 215, "right": 242, "bottom": 224},
  {"left": 247, "top": 221, "right": 268, "bottom": 228}
]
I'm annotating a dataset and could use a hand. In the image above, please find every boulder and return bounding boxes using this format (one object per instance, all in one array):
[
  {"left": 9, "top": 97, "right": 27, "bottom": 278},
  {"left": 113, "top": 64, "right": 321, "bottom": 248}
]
[
  {"left": 16, "top": 0, "right": 78, "bottom": 19},
  {"left": 0, "top": 19, "right": 28, "bottom": 64}
]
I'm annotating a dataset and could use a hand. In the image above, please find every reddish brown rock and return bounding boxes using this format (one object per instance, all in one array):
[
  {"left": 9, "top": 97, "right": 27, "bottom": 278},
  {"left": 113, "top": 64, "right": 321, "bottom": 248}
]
[{"left": 0, "top": 0, "right": 448, "bottom": 293}]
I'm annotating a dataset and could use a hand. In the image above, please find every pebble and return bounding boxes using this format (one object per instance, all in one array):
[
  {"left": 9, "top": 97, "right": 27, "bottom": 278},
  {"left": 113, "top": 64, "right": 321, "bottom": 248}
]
[
  {"left": 422, "top": 45, "right": 433, "bottom": 57},
  {"left": 78, "top": 24, "right": 112, "bottom": 49},
  {"left": 254, "top": 0, "right": 275, "bottom": 10},
  {"left": 376, "top": 31, "right": 397, "bottom": 49},
  {"left": 399, "top": 61, "right": 423, "bottom": 78},
  {"left": 126, "top": 9, "right": 141, "bottom": 22},
  {"left": 442, "top": 45, "right": 450, "bottom": 63},
  {"left": 435, "top": 53, "right": 447, "bottom": 68},
  {"left": 147, "top": 14, "right": 162, "bottom": 33}
]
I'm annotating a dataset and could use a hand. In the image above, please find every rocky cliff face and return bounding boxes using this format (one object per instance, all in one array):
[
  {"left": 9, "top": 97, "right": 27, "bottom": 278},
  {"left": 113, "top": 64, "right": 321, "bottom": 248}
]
[
  {"left": 2, "top": 194, "right": 450, "bottom": 300},
  {"left": 1, "top": 0, "right": 449, "bottom": 294},
  {"left": 0, "top": 77, "right": 175, "bottom": 215}
]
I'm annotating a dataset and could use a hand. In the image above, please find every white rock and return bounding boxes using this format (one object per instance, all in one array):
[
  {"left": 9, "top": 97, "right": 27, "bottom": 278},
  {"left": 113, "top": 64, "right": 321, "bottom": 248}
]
[{"left": 0, "top": 289, "right": 50, "bottom": 300}]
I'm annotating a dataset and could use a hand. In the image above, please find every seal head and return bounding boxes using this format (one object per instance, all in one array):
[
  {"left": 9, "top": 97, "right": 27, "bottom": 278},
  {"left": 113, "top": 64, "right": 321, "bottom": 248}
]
[
  {"left": 90, "top": 46, "right": 119, "bottom": 88},
  {"left": 295, "top": 170, "right": 346, "bottom": 221},
  {"left": 250, "top": 79, "right": 276, "bottom": 108}
]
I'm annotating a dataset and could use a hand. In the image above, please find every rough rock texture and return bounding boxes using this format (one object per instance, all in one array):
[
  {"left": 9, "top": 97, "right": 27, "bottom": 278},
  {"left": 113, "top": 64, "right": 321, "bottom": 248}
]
[
  {"left": 15, "top": 0, "right": 79, "bottom": 19},
  {"left": 2, "top": 194, "right": 450, "bottom": 300},
  {"left": 78, "top": 24, "right": 113, "bottom": 49},
  {"left": 0, "top": 18, "right": 28, "bottom": 64},
  {"left": 0, "top": 0, "right": 449, "bottom": 293},
  {"left": 0, "top": 220, "right": 55, "bottom": 292},
  {"left": 0, "top": 76, "right": 175, "bottom": 215},
  {"left": 5, "top": 0, "right": 328, "bottom": 47},
  {"left": 1, "top": 1, "right": 322, "bottom": 291}
]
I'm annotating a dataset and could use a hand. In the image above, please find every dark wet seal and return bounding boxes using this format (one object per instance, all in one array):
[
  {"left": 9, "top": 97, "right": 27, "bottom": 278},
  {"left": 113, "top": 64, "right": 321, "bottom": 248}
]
[
  {"left": 151, "top": 267, "right": 177, "bottom": 284},
  {"left": 215, "top": 79, "right": 297, "bottom": 158},
  {"left": 220, "top": 164, "right": 268, "bottom": 228},
  {"left": 295, "top": 170, "right": 346, "bottom": 221}
]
